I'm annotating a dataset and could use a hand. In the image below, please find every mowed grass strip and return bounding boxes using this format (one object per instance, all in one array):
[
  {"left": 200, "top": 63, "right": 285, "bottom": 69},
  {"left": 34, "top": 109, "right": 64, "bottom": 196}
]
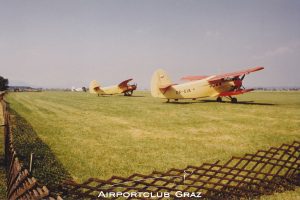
[{"left": 6, "top": 91, "right": 300, "bottom": 183}]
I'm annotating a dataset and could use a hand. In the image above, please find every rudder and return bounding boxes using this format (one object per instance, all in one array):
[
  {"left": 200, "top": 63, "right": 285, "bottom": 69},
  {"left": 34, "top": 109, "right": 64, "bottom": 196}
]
[
  {"left": 150, "top": 69, "right": 172, "bottom": 98},
  {"left": 89, "top": 80, "right": 101, "bottom": 94}
]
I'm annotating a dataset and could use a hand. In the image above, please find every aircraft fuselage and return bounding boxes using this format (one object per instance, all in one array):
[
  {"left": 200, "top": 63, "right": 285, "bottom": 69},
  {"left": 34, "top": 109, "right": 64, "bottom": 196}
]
[
  {"left": 162, "top": 79, "right": 236, "bottom": 99},
  {"left": 97, "top": 85, "right": 123, "bottom": 95}
]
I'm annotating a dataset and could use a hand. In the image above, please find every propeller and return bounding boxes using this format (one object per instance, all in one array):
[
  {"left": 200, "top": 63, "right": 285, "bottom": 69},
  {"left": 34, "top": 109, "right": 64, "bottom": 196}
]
[{"left": 241, "top": 74, "right": 246, "bottom": 81}]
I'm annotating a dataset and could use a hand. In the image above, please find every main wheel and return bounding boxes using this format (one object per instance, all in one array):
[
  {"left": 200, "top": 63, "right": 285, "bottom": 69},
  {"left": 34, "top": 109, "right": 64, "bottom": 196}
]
[
  {"left": 216, "top": 97, "right": 222, "bottom": 102},
  {"left": 231, "top": 97, "right": 237, "bottom": 103}
]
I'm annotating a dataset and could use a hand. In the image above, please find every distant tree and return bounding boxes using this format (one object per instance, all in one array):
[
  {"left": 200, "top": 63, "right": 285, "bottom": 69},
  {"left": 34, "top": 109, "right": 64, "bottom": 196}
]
[{"left": 0, "top": 76, "right": 9, "bottom": 91}]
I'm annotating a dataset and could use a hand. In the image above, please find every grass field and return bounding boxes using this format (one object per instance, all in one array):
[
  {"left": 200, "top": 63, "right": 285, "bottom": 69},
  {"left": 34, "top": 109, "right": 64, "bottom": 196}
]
[{"left": 6, "top": 91, "right": 300, "bottom": 188}]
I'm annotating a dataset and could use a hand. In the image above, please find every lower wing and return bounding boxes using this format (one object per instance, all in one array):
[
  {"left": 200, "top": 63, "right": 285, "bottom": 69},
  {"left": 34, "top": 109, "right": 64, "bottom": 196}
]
[{"left": 218, "top": 89, "right": 254, "bottom": 97}]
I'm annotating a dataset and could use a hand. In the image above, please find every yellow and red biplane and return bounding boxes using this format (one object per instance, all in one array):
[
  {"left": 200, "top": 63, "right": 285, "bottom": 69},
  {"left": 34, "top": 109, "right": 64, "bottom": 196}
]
[
  {"left": 151, "top": 66, "right": 264, "bottom": 103},
  {"left": 89, "top": 79, "right": 137, "bottom": 96}
]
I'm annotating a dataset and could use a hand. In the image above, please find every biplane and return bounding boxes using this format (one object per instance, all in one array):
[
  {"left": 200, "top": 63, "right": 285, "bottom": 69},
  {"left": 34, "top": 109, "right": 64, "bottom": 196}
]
[
  {"left": 151, "top": 66, "right": 264, "bottom": 103},
  {"left": 89, "top": 79, "right": 137, "bottom": 96}
]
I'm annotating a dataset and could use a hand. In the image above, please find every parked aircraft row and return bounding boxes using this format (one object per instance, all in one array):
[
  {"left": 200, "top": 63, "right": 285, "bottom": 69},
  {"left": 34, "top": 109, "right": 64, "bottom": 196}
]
[
  {"left": 84, "top": 66, "right": 264, "bottom": 103},
  {"left": 71, "top": 86, "right": 87, "bottom": 92}
]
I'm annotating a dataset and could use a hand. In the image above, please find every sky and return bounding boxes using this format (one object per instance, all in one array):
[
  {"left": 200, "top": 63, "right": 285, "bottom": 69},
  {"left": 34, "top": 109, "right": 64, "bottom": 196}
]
[{"left": 0, "top": 0, "right": 300, "bottom": 89}]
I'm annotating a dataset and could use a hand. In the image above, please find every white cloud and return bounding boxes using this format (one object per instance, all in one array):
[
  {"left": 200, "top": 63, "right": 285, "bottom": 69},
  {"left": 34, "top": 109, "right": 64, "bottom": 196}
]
[{"left": 253, "top": 41, "right": 300, "bottom": 60}]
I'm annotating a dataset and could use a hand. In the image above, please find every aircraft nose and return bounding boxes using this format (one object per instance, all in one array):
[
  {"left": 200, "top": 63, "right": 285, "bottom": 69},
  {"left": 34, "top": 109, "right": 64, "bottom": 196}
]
[{"left": 234, "top": 79, "right": 242, "bottom": 88}]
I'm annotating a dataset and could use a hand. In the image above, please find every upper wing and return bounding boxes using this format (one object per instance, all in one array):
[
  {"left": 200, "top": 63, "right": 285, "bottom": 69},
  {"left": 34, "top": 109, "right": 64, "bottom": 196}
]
[
  {"left": 181, "top": 66, "right": 264, "bottom": 82},
  {"left": 118, "top": 79, "right": 133, "bottom": 88},
  {"left": 181, "top": 75, "right": 209, "bottom": 81},
  {"left": 208, "top": 66, "right": 264, "bottom": 83}
]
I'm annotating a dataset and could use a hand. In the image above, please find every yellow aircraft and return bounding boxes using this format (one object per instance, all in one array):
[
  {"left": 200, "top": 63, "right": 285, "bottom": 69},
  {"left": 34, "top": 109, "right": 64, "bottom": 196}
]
[
  {"left": 89, "top": 79, "right": 137, "bottom": 96},
  {"left": 151, "top": 66, "right": 264, "bottom": 103}
]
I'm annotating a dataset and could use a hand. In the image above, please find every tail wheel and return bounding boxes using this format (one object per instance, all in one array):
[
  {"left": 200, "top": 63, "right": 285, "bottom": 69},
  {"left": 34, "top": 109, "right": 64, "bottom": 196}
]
[
  {"left": 216, "top": 97, "right": 222, "bottom": 102},
  {"left": 231, "top": 97, "right": 237, "bottom": 103}
]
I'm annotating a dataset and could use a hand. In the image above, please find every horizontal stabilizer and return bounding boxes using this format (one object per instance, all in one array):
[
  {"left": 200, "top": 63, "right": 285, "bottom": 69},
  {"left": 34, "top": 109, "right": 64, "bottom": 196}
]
[{"left": 159, "top": 84, "right": 176, "bottom": 93}]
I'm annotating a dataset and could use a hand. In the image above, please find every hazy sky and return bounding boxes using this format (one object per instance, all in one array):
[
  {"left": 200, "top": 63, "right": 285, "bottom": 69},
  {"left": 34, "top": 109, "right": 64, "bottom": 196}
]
[{"left": 0, "top": 0, "right": 299, "bottom": 89}]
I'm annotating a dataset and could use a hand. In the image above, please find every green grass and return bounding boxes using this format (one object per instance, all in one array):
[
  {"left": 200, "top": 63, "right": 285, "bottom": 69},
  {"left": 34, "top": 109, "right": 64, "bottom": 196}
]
[
  {"left": 6, "top": 91, "right": 300, "bottom": 186},
  {"left": 9, "top": 109, "right": 71, "bottom": 192}
]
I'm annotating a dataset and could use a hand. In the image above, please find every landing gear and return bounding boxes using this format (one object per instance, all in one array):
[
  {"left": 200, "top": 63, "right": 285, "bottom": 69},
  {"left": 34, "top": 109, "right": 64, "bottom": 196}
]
[
  {"left": 217, "top": 96, "right": 238, "bottom": 103},
  {"left": 166, "top": 99, "right": 170, "bottom": 103},
  {"left": 124, "top": 90, "right": 133, "bottom": 96},
  {"left": 230, "top": 97, "right": 237, "bottom": 103}
]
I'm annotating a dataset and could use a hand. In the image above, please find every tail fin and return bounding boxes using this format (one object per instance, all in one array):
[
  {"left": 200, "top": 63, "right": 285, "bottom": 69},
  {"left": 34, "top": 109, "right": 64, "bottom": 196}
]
[
  {"left": 151, "top": 69, "right": 173, "bottom": 98},
  {"left": 89, "top": 80, "right": 101, "bottom": 94}
]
